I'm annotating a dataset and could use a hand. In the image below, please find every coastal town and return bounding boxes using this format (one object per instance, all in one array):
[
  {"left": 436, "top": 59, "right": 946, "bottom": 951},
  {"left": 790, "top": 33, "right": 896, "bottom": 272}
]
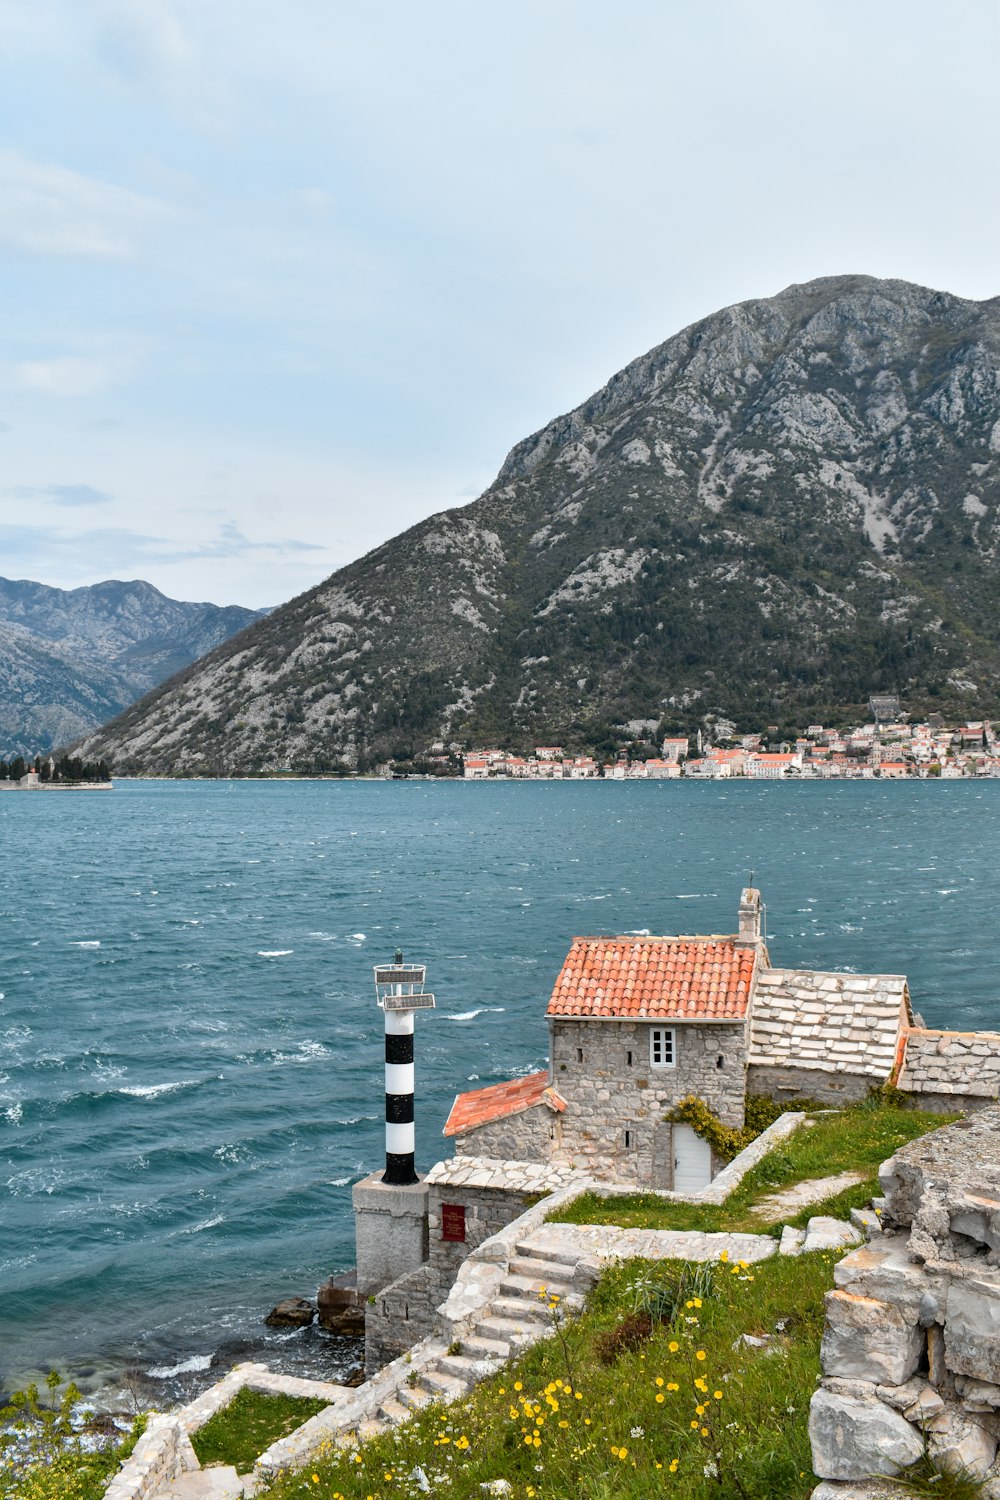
[{"left": 459, "top": 703, "right": 1000, "bottom": 780}]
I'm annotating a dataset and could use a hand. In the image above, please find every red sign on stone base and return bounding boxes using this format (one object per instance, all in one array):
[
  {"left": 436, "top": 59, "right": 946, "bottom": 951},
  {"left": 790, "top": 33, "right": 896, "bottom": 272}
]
[{"left": 441, "top": 1203, "right": 466, "bottom": 1242}]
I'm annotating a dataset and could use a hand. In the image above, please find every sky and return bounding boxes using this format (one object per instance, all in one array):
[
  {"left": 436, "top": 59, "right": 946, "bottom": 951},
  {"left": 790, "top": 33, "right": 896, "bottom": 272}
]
[{"left": 0, "top": 1, "right": 998, "bottom": 608}]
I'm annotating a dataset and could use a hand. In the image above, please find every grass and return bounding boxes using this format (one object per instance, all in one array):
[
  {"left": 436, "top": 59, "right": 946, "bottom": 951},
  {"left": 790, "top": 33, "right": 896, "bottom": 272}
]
[
  {"left": 192, "top": 1388, "right": 329, "bottom": 1474},
  {"left": 550, "top": 1103, "right": 958, "bottom": 1234},
  {"left": 260, "top": 1249, "right": 832, "bottom": 1500}
]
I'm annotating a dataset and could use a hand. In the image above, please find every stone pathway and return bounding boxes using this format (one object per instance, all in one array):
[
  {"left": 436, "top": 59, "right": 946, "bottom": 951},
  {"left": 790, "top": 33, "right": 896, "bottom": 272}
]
[
  {"left": 521, "top": 1222, "right": 778, "bottom": 1265},
  {"left": 752, "top": 1170, "right": 866, "bottom": 1221}
]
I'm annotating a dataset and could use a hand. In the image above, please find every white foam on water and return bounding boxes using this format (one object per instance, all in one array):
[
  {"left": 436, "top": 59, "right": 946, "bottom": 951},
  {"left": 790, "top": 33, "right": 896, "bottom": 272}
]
[
  {"left": 329, "top": 1176, "right": 351, "bottom": 1187},
  {"left": 348, "top": 932, "right": 366, "bottom": 941},
  {"left": 179, "top": 1214, "right": 225, "bottom": 1236},
  {"left": 444, "top": 1007, "right": 506, "bottom": 1021},
  {"left": 626, "top": 928, "right": 651, "bottom": 936},
  {"left": 147, "top": 1354, "right": 213, "bottom": 1379},
  {"left": 5, "top": 1101, "right": 23, "bottom": 1124},
  {"left": 71, "top": 940, "right": 101, "bottom": 948},
  {"left": 307, "top": 932, "right": 336, "bottom": 941},
  {"left": 116, "top": 1079, "right": 202, "bottom": 1099},
  {"left": 257, "top": 949, "right": 293, "bottom": 957}
]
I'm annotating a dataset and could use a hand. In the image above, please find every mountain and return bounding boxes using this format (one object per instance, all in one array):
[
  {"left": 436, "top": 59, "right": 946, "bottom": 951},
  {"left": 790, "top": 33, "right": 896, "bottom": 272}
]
[
  {"left": 0, "top": 577, "right": 265, "bottom": 756},
  {"left": 79, "top": 274, "right": 1000, "bottom": 774}
]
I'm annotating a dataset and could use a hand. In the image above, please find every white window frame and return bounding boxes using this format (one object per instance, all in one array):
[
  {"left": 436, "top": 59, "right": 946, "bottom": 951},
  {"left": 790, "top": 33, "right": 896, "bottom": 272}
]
[{"left": 649, "top": 1027, "right": 676, "bottom": 1068}]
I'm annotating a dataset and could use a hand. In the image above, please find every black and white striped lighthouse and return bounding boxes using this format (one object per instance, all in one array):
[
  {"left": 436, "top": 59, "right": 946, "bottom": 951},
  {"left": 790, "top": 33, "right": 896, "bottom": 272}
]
[{"left": 374, "top": 951, "right": 435, "bottom": 1186}]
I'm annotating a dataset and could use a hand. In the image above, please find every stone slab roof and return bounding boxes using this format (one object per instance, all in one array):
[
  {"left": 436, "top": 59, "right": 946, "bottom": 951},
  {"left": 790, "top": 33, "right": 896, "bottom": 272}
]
[
  {"left": 748, "top": 968, "right": 909, "bottom": 1078},
  {"left": 546, "top": 936, "right": 757, "bottom": 1022},
  {"left": 899, "top": 1028, "right": 1000, "bottom": 1097},
  {"left": 424, "top": 1155, "right": 581, "bottom": 1193},
  {"left": 442, "top": 1070, "right": 565, "bottom": 1138}
]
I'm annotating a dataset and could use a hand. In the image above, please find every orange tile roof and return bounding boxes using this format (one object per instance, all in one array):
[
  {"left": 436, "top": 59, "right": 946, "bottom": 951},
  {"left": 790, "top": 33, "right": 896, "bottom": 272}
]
[
  {"left": 442, "top": 1070, "right": 564, "bottom": 1137},
  {"left": 546, "top": 937, "right": 757, "bottom": 1021}
]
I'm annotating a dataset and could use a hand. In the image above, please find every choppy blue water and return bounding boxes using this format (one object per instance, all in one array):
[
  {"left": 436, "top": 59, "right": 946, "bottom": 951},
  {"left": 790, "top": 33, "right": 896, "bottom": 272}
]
[{"left": 2, "top": 779, "right": 999, "bottom": 1401}]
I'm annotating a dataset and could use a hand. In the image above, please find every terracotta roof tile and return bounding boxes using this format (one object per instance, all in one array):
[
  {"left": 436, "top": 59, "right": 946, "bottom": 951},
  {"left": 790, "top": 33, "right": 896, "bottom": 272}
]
[
  {"left": 442, "top": 1071, "right": 564, "bottom": 1137},
  {"left": 545, "top": 937, "right": 757, "bottom": 1021}
]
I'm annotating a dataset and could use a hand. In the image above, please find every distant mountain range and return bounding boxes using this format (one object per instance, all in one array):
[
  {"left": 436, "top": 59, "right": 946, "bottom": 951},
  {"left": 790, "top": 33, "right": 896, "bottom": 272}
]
[
  {"left": 79, "top": 274, "right": 1000, "bottom": 774},
  {"left": 0, "top": 577, "right": 265, "bottom": 756}
]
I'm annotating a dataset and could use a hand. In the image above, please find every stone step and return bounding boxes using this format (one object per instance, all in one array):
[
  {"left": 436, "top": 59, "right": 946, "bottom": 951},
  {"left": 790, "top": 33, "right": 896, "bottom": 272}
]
[
  {"left": 436, "top": 1354, "right": 484, "bottom": 1381},
  {"left": 488, "top": 1296, "right": 550, "bottom": 1324},
  {"left": 476, "top": 1315, "right": 544, "bottom": 1343},
  {"left": 397, "top": 1383, "right": 435, "bottom": 1411},
  {"left": 508, "top": 1255, "right": 577, "bottom": 1286},
  {"left": 357, "top": 1417, "right": 388, "bottom": 1440},
  {"left": 500, "top": 1271, "right": 574, "bottom": 1299},
  {"left": 515, "top": 1240, "right": 581, "bottom": 1268},
  {"left": 420, "top": 1367, "right": 469, "bottom": 1398},
  {"left": 462, "top": 1333, "right": 512, "bottom": 1360},
  {"left": 159, "top": 1468, "right": 245, "bottom": 1499},
  {"left": 378, "top": 1396, "right": 412, "bottom": 1425}
]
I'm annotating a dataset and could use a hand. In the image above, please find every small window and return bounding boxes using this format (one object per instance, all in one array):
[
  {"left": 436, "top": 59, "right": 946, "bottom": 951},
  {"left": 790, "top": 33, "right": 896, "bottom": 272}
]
[
  {"left": 576, "top": 1047, "right": 584, "bottom": 1063},
  {"left": 626, "top": 1050, "right": 633, "bottom": 1066},
  {"left": 624, "top": 1129, "right": 633, "bottom": 1148},
  {"left": 650, "top": 1027, "right": 675, "bottom": 1068}
]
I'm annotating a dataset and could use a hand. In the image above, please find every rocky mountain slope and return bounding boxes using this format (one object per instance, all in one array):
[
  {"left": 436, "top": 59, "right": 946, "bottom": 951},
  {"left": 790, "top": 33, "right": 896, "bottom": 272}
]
[
  {"left": 79, "top": 275, "right": 1000, "bottom": 773},
  {"left": 0, "top": 577, "right": 264, "bottom": 755}
]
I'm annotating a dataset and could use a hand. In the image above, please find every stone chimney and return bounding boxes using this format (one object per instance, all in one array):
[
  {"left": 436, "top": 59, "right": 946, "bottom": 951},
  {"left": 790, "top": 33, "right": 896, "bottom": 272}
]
[{"left": 736, "top": 887, "right": 762, "bottom": 947}]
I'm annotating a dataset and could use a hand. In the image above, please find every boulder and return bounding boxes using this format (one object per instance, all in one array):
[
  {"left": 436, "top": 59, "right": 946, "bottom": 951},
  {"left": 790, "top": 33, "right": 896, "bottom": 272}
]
[
  {"left": 956, "top": 1375, "right": 1000, "bottom": 1412},
  {"left": 811, "top": 1482, "right": 907, "bottom": 1500},
  {"left": 316, "top": 1274, "right": 365, "bottom": 1335},
  {"left": 945, "top": 1274, "right": 1000, "bottom": 1383},
  {"left": 833, "top": 1235, "right": 938, "bottom": 1321},
  {"left": 264, "top": 1297, "right": 315, "bottom": 1328},
  {"left": 924, "top": 1405, "right": 998, "bottom": 1478},
  {"left": 803, "top": 1217, "right": 864, "bottom": 1254},
  {"left": 821, "top": 1290, "right": 924, "bottom": 1385},
  {"left": 809, "top": 1388, "right": 924, "bottom": 1480},
  {"left": 876, "top": 1378, "right": 944, "bottom": 1422}
]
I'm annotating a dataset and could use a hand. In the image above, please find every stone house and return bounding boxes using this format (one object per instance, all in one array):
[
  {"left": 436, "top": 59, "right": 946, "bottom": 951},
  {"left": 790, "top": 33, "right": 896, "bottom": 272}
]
[{"left": 443, "top": 888, "right": 1000, "bottom": 1191}]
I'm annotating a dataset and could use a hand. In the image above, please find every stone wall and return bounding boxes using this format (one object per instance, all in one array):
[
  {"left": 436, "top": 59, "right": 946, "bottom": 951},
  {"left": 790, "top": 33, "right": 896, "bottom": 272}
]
[
  {"left": 809, "top": 1107, "right": 1000, "bottom": 1495},
  {"left": 451, "top": 1100, "right": 556, "bottom": 1162},
  {"left": 548, "top": 1018, "right": 747, "bottom": 1184},
  {"left": 899, "top": 1028, "right": 1000, "bottom": 1110},
  {"left": 747, "top": 1063, "right": 875, "bottom": 1105},
  {"left": 364, "top": 1261, "right": 449, "bottom": 1372}
]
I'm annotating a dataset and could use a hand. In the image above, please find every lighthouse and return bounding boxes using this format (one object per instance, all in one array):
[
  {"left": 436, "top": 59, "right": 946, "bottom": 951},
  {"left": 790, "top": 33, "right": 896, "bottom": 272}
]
[
  {"left": 373, "top": 951, "right": 435, "bottom": 1185},
  {"left": 352, "top": 950, "right": 435, "bottom": 1298}
]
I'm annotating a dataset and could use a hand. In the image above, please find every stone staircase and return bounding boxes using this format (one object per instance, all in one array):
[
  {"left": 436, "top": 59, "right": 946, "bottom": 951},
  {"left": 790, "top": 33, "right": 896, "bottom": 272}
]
[
  {"left": 158, "top": 1470, "right": 246, "bottom": 1499},
  {"left": 331, "top": 1240, "right": 588, "bottom": 1450}
]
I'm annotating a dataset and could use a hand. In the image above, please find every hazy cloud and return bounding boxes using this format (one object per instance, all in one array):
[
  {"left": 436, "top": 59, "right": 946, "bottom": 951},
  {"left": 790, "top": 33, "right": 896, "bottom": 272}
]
[
  {"left": 0, "top": 521, "right": 324, "bottom": 572},
  {"left": 0, "top": 148, "right": 167, "bottom": 260},
  {"left": 8, "top": 483, "right": 114, "bottom": 507},
  {"left": 14, "top": 353, "right": 139, "bottom": 397}
]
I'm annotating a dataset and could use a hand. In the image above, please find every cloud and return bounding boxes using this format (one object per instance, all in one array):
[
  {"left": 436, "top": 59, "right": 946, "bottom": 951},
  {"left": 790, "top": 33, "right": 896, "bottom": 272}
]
[
  {"left": 14, "top": 353, "right": 138, "bottom": 397},
  {"left": 7, "top": 483, "right": 114, "bottom": 507},
  {"left": 0, "top": 521, "right": 324, "bottom": 574},
  {"left": 0, "top": 148, "right": 167, "bottom": 260}
]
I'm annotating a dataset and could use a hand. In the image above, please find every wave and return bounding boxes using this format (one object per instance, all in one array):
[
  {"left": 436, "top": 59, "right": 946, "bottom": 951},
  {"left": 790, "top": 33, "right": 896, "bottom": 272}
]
[
  {"left": 70, "top": 940, "right": 101, "bottom": 948},
  {"left": 329, "top": 1176, "right": 351, "bottom": 1187},
  {"left": 348, "top": 932, "right": 366, "bottom": 942},
  {"left": 115, "top": 1078, "right": 210, "bottom": 1099},
  {"left": 147, "top": 1354, "right": 213, "bottom": 1378},
  {"left": 444, "top": 1007, "right": 506, "bottom": 1021},
  {"left": 257, "top": 950, "right": 293, "bottom": 957},
  {"left": 178, "top": 1214, "right": 225, "bottom": 1236}
]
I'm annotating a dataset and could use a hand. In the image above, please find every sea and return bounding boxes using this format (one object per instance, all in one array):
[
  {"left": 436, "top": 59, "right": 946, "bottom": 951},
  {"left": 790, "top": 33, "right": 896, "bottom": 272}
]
[{"left": 2, "top": 777, "right": 999, "bottom": 1408}]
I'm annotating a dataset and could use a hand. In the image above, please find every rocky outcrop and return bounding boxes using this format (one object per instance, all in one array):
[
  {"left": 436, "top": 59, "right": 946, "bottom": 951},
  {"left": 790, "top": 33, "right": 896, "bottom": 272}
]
[
  {"left": 78, "top": 275, "right": 1000, "bottom": 774},
  {"left": 810, "top": 1108, "right": 1000, "bottom": 1496}
]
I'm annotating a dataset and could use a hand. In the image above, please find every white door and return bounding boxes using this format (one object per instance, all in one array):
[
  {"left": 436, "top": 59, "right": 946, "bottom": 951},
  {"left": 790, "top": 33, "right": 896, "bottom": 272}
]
[{"left": 673, "top": 1124, "right": 713, "bottom": 1192}]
